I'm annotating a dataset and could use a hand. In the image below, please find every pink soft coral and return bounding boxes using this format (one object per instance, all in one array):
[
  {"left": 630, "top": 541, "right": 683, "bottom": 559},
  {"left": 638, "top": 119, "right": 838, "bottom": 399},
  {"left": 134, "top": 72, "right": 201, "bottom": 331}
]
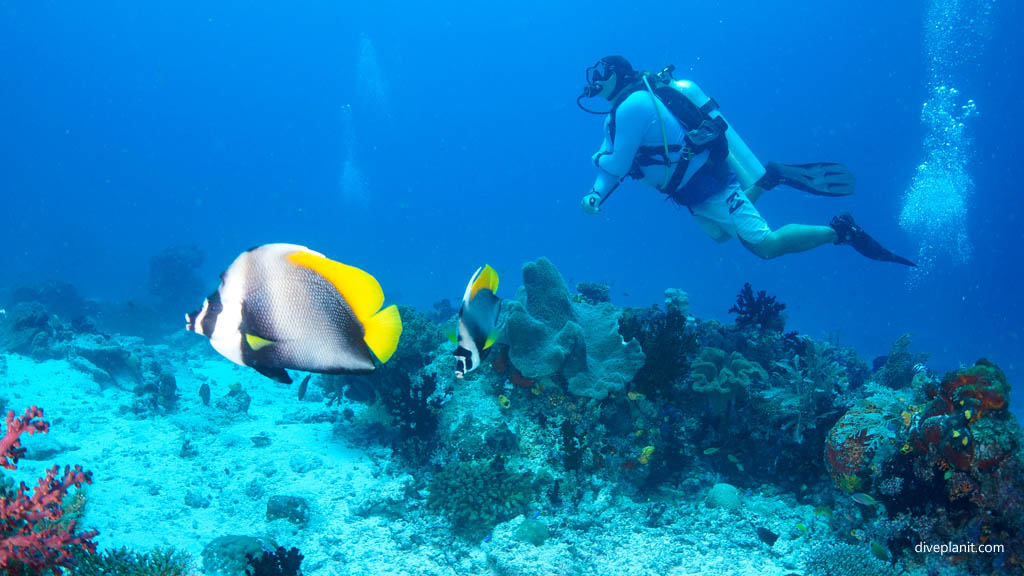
[{"left": 0, "top": 406, "right": 98, "bottom": 574}]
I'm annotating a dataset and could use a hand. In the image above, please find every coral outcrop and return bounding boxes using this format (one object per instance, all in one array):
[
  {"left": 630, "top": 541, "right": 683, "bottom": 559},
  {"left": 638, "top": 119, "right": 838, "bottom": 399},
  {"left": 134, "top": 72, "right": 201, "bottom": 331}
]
[
  {"left": 690, "top": 347, "right": 766, "bottom": 413},
  {"left": 427, "top": 457, "right": 533, "bottom": 539},
  {"left": 504, "top": 258, "right": 644, "bottom": 400}
]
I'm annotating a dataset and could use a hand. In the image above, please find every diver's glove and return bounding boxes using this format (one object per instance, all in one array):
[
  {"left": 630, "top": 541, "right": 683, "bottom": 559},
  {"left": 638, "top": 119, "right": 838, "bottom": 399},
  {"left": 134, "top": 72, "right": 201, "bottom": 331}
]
[{"left": 581, "top": 192, "right": 602, "bottom": 214}]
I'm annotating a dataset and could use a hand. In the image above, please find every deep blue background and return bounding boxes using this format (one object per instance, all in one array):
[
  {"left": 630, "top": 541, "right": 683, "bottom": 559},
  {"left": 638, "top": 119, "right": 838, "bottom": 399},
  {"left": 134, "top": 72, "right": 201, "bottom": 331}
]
[{"left": 1, "top": 2, "right": 1020, "bottom": 404}]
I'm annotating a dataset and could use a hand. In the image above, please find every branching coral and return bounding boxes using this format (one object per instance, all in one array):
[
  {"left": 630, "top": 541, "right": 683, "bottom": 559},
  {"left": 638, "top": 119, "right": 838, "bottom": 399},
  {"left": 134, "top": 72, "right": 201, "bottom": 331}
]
[
  {"left": 804, "top": 543, "right": 903, "bottom": 576},
  {"left": 1, "top": 407, "right": 98, "bottom": 574},
  {"left": 427, "top": 457, "right": 533, "bottom": 539},
  {"left": 322, "top": 306, "right": 443, "bottom": 462},
  {"left": 766, "top": 341, "right": 849, "bottom": 444},
  {"left": 76, "top": 547, "right": 195, "bottom": 576},
  {"left": 728, "top": 282, "right": 786, "bottom": 332},
  {"left": 879, "top": 334, "right": 930, "bottom": 388},
  {"left": 618, "top": 289, "right": 699, "bottom": 399}
]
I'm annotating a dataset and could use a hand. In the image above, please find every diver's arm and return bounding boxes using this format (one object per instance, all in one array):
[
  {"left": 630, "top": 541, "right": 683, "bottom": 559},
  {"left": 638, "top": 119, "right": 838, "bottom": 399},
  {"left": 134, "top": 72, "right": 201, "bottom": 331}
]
[
  {"left": 582, "top": 96, "right": 647, "bottom": 213},
  {"left": 594, "top": 95, "right": 646, "bottom": 177}
]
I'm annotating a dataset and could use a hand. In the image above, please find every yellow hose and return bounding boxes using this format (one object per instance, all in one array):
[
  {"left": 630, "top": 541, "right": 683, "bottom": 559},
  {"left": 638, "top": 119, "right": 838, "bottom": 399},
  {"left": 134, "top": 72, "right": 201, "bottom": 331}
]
[{"left": 642, "top": 75, "right": 672, "bottom": 189}]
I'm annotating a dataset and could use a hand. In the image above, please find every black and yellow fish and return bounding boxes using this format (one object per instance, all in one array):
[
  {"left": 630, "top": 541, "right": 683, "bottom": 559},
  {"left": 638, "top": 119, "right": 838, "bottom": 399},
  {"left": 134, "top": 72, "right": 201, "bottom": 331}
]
[
  {"left": 185, "top": 243, "right": 402, "bottom": 383},
  {"left": 454, "top": 264, "right": 500, "bottom": 378}
]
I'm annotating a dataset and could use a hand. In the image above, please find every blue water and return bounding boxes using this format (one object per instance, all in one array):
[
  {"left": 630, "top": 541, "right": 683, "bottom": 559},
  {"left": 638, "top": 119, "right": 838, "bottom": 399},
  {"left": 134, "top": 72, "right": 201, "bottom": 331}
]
[{"left": 1, "top": 1, "right": 1020, "bottom": 405}]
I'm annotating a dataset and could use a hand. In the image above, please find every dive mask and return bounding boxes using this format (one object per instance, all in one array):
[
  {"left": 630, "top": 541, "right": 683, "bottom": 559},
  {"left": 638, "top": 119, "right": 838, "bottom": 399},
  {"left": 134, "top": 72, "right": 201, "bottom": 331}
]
[{"left": 577, "top": 59, "right": 614, "bottom": 113}]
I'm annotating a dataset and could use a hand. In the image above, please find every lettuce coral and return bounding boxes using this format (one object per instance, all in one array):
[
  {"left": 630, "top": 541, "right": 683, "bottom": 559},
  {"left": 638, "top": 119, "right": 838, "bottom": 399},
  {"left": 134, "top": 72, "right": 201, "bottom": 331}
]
[{"left": 690, "top": 347, "right": 766, "bottom": 413}]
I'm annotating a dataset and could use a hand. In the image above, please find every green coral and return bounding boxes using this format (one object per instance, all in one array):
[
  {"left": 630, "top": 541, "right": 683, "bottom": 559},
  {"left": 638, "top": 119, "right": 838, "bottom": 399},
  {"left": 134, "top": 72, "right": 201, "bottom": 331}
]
[
  {"left": 76, "top": 547, "right": 194, "bottom": 576},
  {"left": 428, "top": 457, "right": 533, "bottom": 539},
  {"left": 690, "top": 347, "right": 766, "bottom": 413}
]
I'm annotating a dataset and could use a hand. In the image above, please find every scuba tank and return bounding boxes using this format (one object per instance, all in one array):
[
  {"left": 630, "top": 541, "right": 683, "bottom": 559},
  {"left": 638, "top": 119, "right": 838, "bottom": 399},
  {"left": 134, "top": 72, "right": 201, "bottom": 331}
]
[{"left": 653, "top": 66, "right": 766, "bottom": 191}]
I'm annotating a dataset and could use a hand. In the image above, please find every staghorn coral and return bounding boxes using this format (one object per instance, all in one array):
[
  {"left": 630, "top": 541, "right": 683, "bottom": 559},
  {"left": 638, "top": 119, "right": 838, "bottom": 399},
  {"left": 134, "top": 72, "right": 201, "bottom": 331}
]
[
  {"left": 76, "top": 547, "right": 194, "bottom": 576},
  {"left": 504, "top": 258, "right": 644, "bottom": 400},
  {"left": 689, "top": 347, "right": 766, "bottom": 414}
]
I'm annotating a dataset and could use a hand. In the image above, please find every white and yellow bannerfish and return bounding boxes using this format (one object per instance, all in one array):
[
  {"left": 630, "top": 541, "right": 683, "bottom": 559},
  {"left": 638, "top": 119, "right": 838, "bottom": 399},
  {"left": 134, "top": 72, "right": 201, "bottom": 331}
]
[
  {"left": 185, "top": 243, "right": 402, "bottom": 383},
  {"left": 454, "top": 264, "right": 500, "bottom": 378}
]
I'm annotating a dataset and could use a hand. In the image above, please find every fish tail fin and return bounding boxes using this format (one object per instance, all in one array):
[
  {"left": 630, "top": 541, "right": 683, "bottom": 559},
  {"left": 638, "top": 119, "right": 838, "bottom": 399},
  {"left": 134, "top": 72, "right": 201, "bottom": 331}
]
[
  {"left": 484, "top": 331, "right": 498, "bottom": 350},
  {"left": 363, "top": 304, "right": 403, "bottom": 363}
]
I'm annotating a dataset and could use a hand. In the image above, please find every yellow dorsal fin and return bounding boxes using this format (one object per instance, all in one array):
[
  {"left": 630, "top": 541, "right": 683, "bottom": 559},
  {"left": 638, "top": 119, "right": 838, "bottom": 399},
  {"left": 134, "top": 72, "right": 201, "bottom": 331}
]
[
  {"left": 362, "top": 305, "right": 402, "bottom": 363},
  {"left": 287, "top": 250, "right": 385, "bottom": 323},
  {"left": 470, "top": 264, "right": 499, "bottom": 300},
  {"left": 245, "top": 333, "right": 275, "bottom": 351}
]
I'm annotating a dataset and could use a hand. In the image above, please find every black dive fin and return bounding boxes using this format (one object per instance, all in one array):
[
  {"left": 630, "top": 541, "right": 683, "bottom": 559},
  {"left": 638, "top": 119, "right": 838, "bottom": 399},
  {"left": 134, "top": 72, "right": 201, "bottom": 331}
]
[
  {"left": 253, "top": 365, "right": 293, "bottom": 384},
  {"left": 759, "top": 162, "right": 856, "bottom": 197},
  {"left": 830, "top": 214, "right": 917, "bottom": 267}
]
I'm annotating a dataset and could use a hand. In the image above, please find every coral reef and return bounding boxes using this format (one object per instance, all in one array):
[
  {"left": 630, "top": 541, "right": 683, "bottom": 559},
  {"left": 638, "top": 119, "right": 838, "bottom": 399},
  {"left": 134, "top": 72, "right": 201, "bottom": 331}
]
[
  {"left": 8, "top": 281, "right": 91, "bottom": 322},
  {"left": 5, "top": 256, "right": 1022, "bottom": 576},
  {"left": 504, "top": 258, "right": 644, "bottom": 400},
  {"left": 0, "top": 302, "right": 67, "bottom": 360},
  {"left": 1, "top": 407, "right": 98, "bottom": 574}
]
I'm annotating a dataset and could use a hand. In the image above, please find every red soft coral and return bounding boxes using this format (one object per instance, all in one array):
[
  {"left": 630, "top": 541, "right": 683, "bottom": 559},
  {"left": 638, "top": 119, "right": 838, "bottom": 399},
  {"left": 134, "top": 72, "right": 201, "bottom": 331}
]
[{"left": 0, "top": 407, "right": 98, "bottom": 574}]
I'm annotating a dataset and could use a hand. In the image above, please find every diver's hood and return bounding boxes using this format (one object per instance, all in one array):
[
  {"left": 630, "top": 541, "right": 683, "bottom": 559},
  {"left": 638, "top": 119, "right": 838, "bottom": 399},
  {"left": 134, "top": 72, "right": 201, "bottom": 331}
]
[{"left": 577, "top": 56, "right": 639, "bottom": 114}]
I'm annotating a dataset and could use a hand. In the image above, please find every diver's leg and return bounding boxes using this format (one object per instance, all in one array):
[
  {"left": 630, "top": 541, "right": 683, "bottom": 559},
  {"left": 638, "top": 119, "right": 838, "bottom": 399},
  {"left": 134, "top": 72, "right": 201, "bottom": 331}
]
[{"left": 743, "top": 224, "right": 838, "bottom": 259}]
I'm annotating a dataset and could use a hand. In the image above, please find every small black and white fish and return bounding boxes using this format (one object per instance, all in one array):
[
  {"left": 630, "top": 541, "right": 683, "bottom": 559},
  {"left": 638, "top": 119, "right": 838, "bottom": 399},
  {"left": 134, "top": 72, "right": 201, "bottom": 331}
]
[
  {"left": 454, "top": 264, "right": 500, "bottom": 378},
  {"left": 186, "top": 243, "right": 402, "bottom": 384}
]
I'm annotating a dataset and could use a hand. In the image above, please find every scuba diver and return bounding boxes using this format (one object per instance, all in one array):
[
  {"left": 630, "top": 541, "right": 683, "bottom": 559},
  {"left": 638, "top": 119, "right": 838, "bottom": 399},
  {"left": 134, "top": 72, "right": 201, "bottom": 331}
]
[{"left": 578, "top": 55, "right": 915, "bottom": 266}]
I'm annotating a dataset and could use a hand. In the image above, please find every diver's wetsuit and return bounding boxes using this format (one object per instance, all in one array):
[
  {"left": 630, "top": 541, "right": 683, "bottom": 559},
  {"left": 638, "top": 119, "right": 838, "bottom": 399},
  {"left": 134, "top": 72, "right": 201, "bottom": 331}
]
[{"left": 591, "top": 90, "right": 771, "bottom": 244}]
